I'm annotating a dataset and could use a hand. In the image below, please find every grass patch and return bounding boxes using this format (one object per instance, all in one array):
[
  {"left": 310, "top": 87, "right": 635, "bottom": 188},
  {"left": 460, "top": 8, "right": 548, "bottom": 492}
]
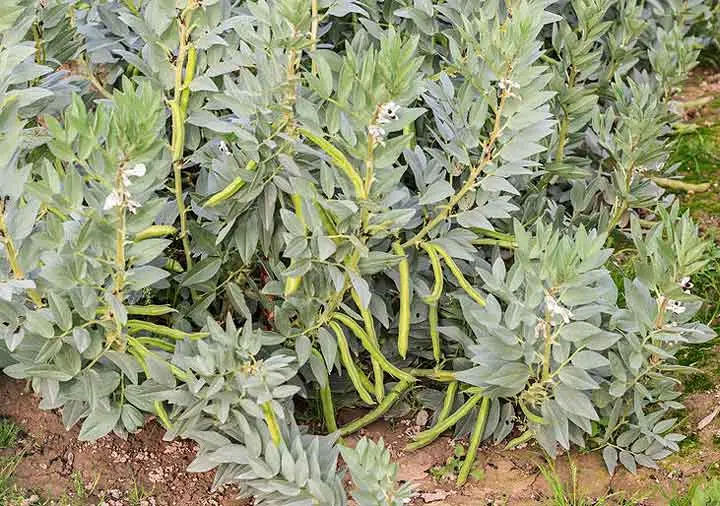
[
  {"left": 669, "top": 124, "right": 720, "bottom": 241},
  {"left": 539, "top": 459, "right": 642, "bottom": 506},
  {"left": 0, "top": 419, "right": 21, "bottom": 449},
  {"left": 668, "top": 477, "right": 720, "bottom": 505}
]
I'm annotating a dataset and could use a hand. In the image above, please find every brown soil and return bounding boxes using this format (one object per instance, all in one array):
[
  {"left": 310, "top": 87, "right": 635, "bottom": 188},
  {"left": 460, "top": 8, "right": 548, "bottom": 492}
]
[
  {"left": 675, "top": 68, "right": 720, "bottom": 124},
  {"left": 0, "top": 378, "right": 246, "bottom": 506},
  {"left": 343, "top": 387, "right": 720, "bottom": 506},
  {"left": 4, "top": 373, "right": 720, "bottom": 506}
]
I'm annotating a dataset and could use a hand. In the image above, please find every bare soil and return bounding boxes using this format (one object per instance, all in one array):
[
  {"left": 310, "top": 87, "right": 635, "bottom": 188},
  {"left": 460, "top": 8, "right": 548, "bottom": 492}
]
[
  {"left": 0, "top": 378, "right": 246, "bottom": 506},
  {"left": 4, "top": 373, "right": 720, "bottom": 506}
]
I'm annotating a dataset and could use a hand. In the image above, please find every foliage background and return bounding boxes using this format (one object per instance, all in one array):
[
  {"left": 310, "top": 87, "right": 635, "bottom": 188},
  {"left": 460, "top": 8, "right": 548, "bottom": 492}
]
[{"left": 0, "top": 0, "right": 717, "bottom": 503}]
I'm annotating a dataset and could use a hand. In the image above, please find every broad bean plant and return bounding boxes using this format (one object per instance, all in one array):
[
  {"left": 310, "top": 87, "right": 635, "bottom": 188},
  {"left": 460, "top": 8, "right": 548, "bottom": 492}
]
[{"left": 0, "top": 0, "right": 714, "bottom": 503}]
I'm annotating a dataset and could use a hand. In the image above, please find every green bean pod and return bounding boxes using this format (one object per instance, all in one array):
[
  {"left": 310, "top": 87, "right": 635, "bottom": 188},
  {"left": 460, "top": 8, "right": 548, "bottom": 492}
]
[
  {"left": 204, "top": 160, "right": 258, "bottom": 207},
  {"left": 428, "top": 302, "right": 440, "bottom": 364},
  {"left": 457, "top": 397, "right": 490, "bottom": 486},
  {"left": 329, "top": 321, "right": 376, "bottom": 405},
  {"left": 339, "top": 381, "right": 413, "bottom": 436},
  {"left": 284, "top": 276, "right": 302, "bottom": 297},
  {"left": 431, "top": 244, "right": 486, "bottom": 307},
  {"left": 298, "top": 127, "right": 366, "bottom": 199},
  {"left": 351, "top": 289, "right": 384, "bottom": 402},
  {"left": 128, "top": 337, "right": 187, "bottom": 381},
  {"left": 356, "top": 364, "right": 375, "bottom": 395},
  {"left": 519, "top": 399, "right": 547, "bottom": 425},
  {"left": 179, "top": 46, "right": 197, "bottom": 113},
  {"left": 420, "top": 242, "right": 444, "bottom": 303},
  {"left": 126, "top": 305, "right": 177, "bottom": 316},
  {"left": 154, "top": 400, "right": 172, "bottom": 429},
  {"left": 134, "top": 225, "right": 177, "bottom": 241},
  {"left": 406, "top": 393, "right": 483, "bottom": 451},
  {"left": 505, "top": 430, "right": 535, "bottom": 450},
  {"left": 331, "top": 313, "right": 415, "bottom": 384},
  {"left": 134, "top": 337, "right": 175, "bottom": 352},
  {"left": 437, "top": 381, "right": 459, "bottom": 423},
  {"left": 392, "top": 241, "right": 411, "bottom": 359},
  {"left": 320, "top": 383, "right": 338, "bottom": 433},
  {"left": 164, "top": 258, "right": 184, "bottom": 273},
  {"left": 126, "top": 320, "right": 209, "bottom": 341},
  {"left": 127, "top": 346, "right": 149, "bottom": 377},
  {"left": 262, "top": 401, "right": 282, "bottom": 446}
]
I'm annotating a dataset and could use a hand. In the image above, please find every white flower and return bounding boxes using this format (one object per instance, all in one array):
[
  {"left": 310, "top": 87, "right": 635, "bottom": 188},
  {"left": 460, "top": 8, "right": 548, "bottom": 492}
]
[
  {"left": 498, "top": 78, "right": 520, "bottom": 90},
  {"left": 668, "top": 299, "right": 686, "bottom": 314},
  {"left": 679, "top": 276, "right": 693, "bottom": 293},
  {"left": 103, "top": 189, "right": 123, "bottom": 211},
  {"left": 218, "top": 141, "right": 231, "bottom": 156},
  {"left": 368, "top": 125, "right": 386, "bottom": 145},
  {"left": 545, "top": 294, "right": 573, "bottom": 325},
  {"left": 126, "top": 199, "right": 141, "bottom": 214},
  {"left": 122, "top": 163, "right": 146, "bottom": 186},
  {"left": 498, "top": 78, "right": 521, "bottom": 98},
  {"left": 377, "top": 101, "right": 400, "bottom": 124}
]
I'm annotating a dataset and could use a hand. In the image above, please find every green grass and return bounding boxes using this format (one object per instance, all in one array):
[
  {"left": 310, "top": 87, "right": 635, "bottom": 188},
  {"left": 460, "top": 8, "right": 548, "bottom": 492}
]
[
  {"left": 539, "top": 459, "right": 642, "bottom": 506},
  {"left": 0, "top": 421, "right": 99, "bottom": 506},
  {"left": 668, "top": 124, "right": 720, "bottom": 241},
  {"left": 668, "top": 477, "right": 720, "bottom": 506},
  {"left": 0, "top": 419, "right": 21, "bottom": 449}
]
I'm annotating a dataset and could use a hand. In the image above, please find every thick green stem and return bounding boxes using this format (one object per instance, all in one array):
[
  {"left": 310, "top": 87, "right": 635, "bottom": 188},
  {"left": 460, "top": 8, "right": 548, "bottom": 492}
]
[
  {"left": 310, "top": 0, "right": 319, "bottom": 75},
  {"left": 541, "top": 316, "right": 553, "bottom": 381},
  {"left": 339, "top": 381, "right": 412, "bottom": 436},
  {"left": 170, "top": 7, "right": 197, "bottom": 271},
  {"left": 457, "top": 397, "right": 490, "bottom": 486}
]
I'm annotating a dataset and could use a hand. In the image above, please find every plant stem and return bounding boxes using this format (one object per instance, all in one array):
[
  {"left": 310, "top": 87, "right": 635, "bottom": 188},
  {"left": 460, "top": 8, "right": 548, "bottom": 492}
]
[
  {"left": 457, "top": 397, "right": 490, "bottom": 486},
  {"left": 310, "top": 0, "right": 319, "bottom": 75},
  {"left": 541, "top": 311, "right": 553, "bottom": 381},
  {"left": 113, "top": 196, "right": 127, "bottom": 298},
  {"left": 170, "top": 6, "right": 198, "bottom": 271},
  {"left": 0, "top": 202, "right": 43, "bottom": 307},
  {"left": 32, "top": 23, "right": 45, "bottom": 66},
  {"left": 402, "top": 92, "right": 508, "bottom": 249},
  {"left": 554, "top": 67, "right": 576, "bottom": 163}
]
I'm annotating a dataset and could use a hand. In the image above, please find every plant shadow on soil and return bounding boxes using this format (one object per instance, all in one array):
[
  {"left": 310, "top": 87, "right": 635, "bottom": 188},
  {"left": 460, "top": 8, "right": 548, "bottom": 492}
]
[{"left": 4, "top": 68, "right": 720, "bottom": 506}]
